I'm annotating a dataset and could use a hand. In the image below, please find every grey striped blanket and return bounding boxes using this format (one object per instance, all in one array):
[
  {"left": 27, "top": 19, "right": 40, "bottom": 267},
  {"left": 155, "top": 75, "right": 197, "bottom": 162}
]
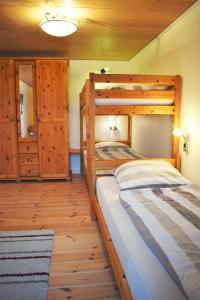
[
  {"left": 120, "top": 184, "right": 200, "bottom": 300},
  {"left": 96, "top": 145, "right": 144, "bottom": 160}
]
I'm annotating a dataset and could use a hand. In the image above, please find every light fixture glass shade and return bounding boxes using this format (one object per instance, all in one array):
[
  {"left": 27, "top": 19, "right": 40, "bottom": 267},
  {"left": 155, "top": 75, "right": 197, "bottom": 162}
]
[
  {"left": 173, "top": 128, "right": 188, "bottom": 152},
  {"left": 107, "top": 116, "right": 117, "bottom": 130},
  {"left": 40, "top": 19, "right": 78, "bottom": 37},
  {"left": 173, "top": 128, "right": 182, "bottom": 137}
]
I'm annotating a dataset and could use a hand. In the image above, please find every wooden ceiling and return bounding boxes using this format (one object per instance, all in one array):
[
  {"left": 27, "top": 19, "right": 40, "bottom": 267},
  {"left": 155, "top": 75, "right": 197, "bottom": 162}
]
[{"left": 0, "top": 0, "right": 197, "bottom": 60}]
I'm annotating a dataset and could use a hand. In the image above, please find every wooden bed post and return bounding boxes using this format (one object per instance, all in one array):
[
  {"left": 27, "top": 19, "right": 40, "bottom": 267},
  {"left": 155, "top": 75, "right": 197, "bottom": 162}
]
[
  {"left": 88, "top": 74, "right": 96, "bottom": 220},
  {"left": 90, "top": 156, "right": 97, "bottom": 221},
  {"left": 80, "top": 93, "right": 83, "bottom": 174},
  {"left": 173, "top": 75, "right": 181, "bottom": 170},
  {"left": 128, "top": 114, "right": 132, "bottom": 146}
]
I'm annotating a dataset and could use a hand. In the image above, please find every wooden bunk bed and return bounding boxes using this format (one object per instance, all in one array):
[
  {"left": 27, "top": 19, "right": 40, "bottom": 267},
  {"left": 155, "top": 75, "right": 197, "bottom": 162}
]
[
  {"left": 80, "top": 73, "right": 180, "bottom": 186},
  {"left": 79, "top": 73, "right": 181, "bottom": 300}
]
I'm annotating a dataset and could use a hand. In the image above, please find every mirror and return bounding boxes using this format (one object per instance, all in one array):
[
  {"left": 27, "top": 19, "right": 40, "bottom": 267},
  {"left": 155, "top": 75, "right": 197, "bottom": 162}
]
[{"left": 18, "top": 64, "right": 35, "bottom": 139}]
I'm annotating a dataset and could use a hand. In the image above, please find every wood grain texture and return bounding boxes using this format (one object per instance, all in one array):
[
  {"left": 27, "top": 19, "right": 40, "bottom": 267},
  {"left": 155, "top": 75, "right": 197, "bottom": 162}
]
[
  {"left": 95, "top": 105, "right": 175, "bottom": 115},
  {"left": 0, "top": 1, "right": 196, "bottom": 60},
  {"left": 19, "top": 164, "right": 40, "bottom": 177},
  {"left": 0, "top": 59, "right": 18, "bottom": 178},
  {"left": 36, "top": 59, "right": 70, "bottom": 179},
  {"left": 94, "top": 195, "right": 132, "bottom": 300},
  {"left": 18, "top": 141, "right": 39, "bottom": 154},
  {"left": 95, "top": 89, "right": 175, "bottom": 99},
  {"left": 0, "top": 176, "right": 121, "bottom": 300}
]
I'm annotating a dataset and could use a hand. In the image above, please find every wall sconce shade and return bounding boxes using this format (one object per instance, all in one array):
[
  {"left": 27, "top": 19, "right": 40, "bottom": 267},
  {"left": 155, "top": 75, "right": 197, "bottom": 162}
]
[
  {"left": 173, "top": 128, "right": 188, "bottom": 152},
  {"left": 40, "top": 13, "right": 78, "bottom": 37},
  {"left": 107, "top": 116, "right": 117, "bottom": 130}
]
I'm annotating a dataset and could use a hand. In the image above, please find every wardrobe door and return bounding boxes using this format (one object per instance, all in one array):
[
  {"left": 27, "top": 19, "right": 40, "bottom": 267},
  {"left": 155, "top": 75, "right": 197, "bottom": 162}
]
[
  {"left": 36, "top": 59, "right": 70, "bottom": 178},
  {"left": 0, "top": 59, "right": 18, "bottom": 178}
]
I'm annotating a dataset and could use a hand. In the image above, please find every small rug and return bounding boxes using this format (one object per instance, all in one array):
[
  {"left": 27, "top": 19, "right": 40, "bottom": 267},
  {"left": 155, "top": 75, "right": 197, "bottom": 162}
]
[{"left": 0, "top": 229, "right": 54, "bottom": 300}]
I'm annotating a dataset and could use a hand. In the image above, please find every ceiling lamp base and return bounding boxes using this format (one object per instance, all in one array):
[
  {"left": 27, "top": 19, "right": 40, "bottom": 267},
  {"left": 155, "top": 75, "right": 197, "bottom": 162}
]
[{"left": 40, "top": 13, "right": 78, "bottom": 37}]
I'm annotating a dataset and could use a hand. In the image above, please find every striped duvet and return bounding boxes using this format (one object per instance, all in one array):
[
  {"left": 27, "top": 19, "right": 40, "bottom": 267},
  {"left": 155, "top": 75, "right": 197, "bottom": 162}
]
[
  {"left": 94, "top": 142, "right": 144, "bottom": 175},
  {"left": 120, "top": 184, "right": 200, "bottom": 300},
  {"left": 95, "top": 145, "right": 144, "bottom": 160}
]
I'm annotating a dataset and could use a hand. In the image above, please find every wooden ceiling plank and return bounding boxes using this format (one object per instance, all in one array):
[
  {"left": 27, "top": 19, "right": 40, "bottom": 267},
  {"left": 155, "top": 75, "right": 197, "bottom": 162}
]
[{"left": 0, "top": 0, "right": 197, "bottom": 60}]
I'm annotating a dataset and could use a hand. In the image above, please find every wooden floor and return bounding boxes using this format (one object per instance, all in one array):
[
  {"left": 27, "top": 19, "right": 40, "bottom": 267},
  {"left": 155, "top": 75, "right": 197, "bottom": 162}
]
[{"left": 0, "top": 176, "right": 121, "bottom": 300}]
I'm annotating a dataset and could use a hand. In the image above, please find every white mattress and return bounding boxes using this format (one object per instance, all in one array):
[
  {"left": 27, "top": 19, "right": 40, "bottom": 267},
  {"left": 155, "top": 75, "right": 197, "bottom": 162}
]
[
  {"left": 95, "top": 83, "right": 173, "bottom": 91},
  {"left": 95, "top": 99, "right": 174, "bottom": 106},
  {"left": 96, "top": 176, "right": 185, "bottom": 300}
]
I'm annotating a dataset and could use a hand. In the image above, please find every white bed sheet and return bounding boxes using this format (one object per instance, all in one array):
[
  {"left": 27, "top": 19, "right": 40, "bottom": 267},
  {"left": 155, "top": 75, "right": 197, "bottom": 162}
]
[
  {"left": 95, "top": 99, "right": 174, "bottom": 106},
  {"left": 96, "top": 176, "right": 186, "bottom": 300}
]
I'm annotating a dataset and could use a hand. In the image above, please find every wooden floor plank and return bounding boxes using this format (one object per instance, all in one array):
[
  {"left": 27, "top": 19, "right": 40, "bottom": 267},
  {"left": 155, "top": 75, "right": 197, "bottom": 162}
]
[{"left": 0, "top": 176, "right": 121, "bottom": 299}]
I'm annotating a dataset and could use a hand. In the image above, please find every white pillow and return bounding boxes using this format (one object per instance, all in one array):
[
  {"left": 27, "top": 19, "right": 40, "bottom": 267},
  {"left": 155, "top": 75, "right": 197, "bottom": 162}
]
[{"left": 112, "top": 160, "right": 189, "bottom": 190}]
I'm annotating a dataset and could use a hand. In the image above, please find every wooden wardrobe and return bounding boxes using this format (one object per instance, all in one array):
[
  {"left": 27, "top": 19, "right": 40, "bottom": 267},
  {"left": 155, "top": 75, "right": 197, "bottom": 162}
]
[{"left": 0, "top": 58, "right": 70, "bottom": 180}]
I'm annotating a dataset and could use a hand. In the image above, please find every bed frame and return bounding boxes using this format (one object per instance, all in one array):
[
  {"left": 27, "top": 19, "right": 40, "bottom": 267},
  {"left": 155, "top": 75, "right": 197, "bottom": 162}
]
[{"left": 80, "top": 73, "right": 181, "bottom": 299}]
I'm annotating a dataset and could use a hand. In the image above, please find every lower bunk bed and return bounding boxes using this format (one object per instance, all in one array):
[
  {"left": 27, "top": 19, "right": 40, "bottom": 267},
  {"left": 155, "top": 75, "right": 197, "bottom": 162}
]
[
  {"left": 82, "top": 141, "right": 144, "bottom": 182},
  {"left": 93, "top": 160, "right": 200, "bottom": 300}
]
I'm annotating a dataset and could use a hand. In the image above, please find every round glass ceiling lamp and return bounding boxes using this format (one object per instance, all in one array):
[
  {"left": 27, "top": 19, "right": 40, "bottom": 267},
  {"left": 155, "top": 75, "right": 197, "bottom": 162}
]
[{"left": 40, "top": 19, "right": 78, "bottom": 37}]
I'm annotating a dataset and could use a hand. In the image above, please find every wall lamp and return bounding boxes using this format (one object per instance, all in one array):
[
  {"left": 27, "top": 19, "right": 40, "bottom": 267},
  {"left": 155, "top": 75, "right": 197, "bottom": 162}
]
[
  {"left": 173, "top": 128, "right": 188, "bottom": 152},
  {"left": 107, "top": 116, "right": 117, "bottom": 130}
]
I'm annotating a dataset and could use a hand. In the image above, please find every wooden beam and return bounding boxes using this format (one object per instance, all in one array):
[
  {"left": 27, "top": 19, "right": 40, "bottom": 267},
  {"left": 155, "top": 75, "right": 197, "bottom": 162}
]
[
  {"left": 173, "top": 75, "right": 181, "bottom": 169},
  {"left": 95, "top": 89, "right": 175, "bottom": 99},
  {"left": 91, "top": 73, "right": 176, "bottom": 85},
  {"left": 128, "top": 115, "right": 132, "bottom": 146},
  {"left": 96, "top": 158, "right": 176, "bottom": 170},
  {"left": 96, "top": 105, "right": 175, "bottom": 115},
  {"left": 94, "top": 195, "right": 133, "bottom": 300}
]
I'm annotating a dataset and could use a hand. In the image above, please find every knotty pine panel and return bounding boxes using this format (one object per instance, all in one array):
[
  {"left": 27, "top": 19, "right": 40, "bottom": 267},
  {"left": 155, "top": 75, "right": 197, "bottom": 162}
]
[
  {"left": 18, "top": 141, "right": 38, "bottom": 154},
  {"left": 39, "top": 121, "right": 68, "bottom": 178},
  {"left": 19, "top": 164, "right": 40, "bottom": 177},
  {"left": 0, "top": 123, "right": 18, "bottom": 178},
  {"left": 19, "top": 153, "right": 39, "bottom": 165},
  {"left": 0, "top": 59, "right": 18, "bottom": 178},
  {"left": 36, "top": 59, "right": 70, "bottom": 178},
  {"left": 37, "top": 60, "right": 68, "bottom": 119}
]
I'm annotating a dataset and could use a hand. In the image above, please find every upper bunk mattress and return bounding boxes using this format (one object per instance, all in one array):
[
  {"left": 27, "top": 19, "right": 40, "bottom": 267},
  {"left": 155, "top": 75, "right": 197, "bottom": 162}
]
[
  {"left": 95, "top": 99, "right": 174, "bottom": 106},
  {"left": 95, "top": 82, "right": 174, "bottom": 106}
]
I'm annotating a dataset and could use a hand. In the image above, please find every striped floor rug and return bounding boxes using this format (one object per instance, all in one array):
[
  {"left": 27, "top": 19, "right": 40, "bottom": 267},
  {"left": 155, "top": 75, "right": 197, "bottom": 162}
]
[{"left": 0, "top": 229, "right": 54, "bottom": 300}]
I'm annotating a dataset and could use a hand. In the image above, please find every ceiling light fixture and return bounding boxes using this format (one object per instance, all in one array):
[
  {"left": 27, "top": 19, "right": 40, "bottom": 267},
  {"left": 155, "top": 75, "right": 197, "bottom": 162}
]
[{"left": 40, "top": 12, "right": 78, "bottom": 37}]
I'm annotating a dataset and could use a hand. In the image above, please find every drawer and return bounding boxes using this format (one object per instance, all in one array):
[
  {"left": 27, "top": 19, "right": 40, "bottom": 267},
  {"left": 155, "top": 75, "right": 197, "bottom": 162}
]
[
  {"left": 18, "top": 141, "right": 38, "bottom": 154},
  {"left": 19, "top": 165, "right": 40, "bottom": 177},
  {"left": 19, "top": 154, "right": 39, "bottom": 165}
]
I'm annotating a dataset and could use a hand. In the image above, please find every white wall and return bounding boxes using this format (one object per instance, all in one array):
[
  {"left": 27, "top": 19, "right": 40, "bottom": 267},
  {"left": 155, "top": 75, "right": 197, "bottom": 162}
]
[
  {"left": 130, "top": 1, "right": 200, "bottom": 184},
  {"left": 132, "top": 115, "right": 173, "bottom": 157},
  {"left": 68, "top": 60, "right": 131, "bottom": 148}
]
